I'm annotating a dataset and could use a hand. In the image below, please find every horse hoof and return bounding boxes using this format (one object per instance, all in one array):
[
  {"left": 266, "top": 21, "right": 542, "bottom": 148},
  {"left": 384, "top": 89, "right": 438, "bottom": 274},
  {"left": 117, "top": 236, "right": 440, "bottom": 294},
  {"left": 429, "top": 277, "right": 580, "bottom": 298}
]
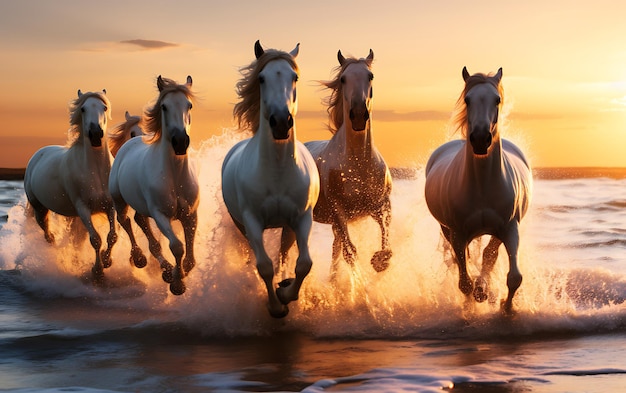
[
  {"left": 371, "top": 250, "right": 392, "bottom": 272},
  {"left": 276, "top": 279, "right": 294, "bottom": 305},
  {"left": 91, "top": 266, "right": 104, "bottom": 285},
  {"left": 170, "top": 280, "right": 186, "bottom": 296},
  {"left": 162, "top": 267, "right": 174, "bottom": 283},
  {"left": 131, "top": 249, "right": 147, "bottom": 268},
  {"left": 474, "top": 287, "right": 488, "bottom": 303},
  {"left": 269, "top": 305, "right": 289, "bottom": 319}
]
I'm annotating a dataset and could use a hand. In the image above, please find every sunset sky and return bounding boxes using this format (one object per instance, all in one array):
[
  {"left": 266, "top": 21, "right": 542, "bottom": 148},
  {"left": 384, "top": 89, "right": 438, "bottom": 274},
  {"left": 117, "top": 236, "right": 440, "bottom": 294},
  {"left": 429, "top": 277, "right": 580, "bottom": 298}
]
[{"left": 1, "top": 0, "right": 625, "bottom": 168}]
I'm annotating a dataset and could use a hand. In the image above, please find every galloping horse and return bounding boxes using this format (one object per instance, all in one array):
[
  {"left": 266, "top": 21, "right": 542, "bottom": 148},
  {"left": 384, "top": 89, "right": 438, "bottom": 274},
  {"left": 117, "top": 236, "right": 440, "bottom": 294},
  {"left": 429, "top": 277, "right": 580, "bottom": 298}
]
[
  {"left": 305, "top": 50, "right": 392, "bottom": 276},
  {"left": 24, "top": 89, "right": 117, "bottom": 278},
  {"left": 108, "top": 111, "right": 144, "bottom": 157},
  {"left": 221, "top": 40, "right": 319, "bottom": 318},
  {"left": 424, "top": 67, "right": 532, "bottom": 313},
  {"left": 109, "top": 76, "right": 198, "bottom": 296}
]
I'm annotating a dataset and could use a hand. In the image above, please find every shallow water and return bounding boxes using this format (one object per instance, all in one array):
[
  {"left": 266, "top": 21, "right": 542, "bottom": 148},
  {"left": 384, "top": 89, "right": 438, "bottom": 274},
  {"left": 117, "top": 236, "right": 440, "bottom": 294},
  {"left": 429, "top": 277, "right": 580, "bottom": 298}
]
[{"left": 1, "top": 136, "right": 625, "bottom": 392}]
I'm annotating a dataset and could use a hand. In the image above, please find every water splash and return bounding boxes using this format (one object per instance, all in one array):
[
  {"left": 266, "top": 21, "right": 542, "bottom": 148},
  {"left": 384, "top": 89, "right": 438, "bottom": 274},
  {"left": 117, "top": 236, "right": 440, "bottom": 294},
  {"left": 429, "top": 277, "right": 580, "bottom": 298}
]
[{"left": 1, "top": 131, "right": 625, "bottom": 339}]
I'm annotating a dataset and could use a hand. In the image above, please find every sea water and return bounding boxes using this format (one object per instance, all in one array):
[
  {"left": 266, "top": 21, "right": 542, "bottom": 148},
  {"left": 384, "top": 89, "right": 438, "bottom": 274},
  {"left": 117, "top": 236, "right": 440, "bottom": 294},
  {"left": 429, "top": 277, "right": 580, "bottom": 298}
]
[{"left": 0, "top": 134, "right": 625, "bottom": 392}]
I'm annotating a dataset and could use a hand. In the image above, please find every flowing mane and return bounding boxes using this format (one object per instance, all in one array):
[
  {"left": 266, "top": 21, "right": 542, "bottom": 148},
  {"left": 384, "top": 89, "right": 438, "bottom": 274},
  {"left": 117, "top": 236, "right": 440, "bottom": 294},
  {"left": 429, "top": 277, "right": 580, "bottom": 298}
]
[
  {"left": 143, "top": 77, "right": 194, "bottom": 143},
  {"left": 321, "top": 56, "right": 372, "bottom": 134},
  {"left": 233, "top": 49, "right": 299, "bottom": 134},
  {"left": 452, "top": 71, "right": 504, "bottom": 138},
  {"left": 108, "top": 112, "right": 142, "bottom": 157},
  {"left": 67, "top": 91, "right": 111, "bottom": 147}
]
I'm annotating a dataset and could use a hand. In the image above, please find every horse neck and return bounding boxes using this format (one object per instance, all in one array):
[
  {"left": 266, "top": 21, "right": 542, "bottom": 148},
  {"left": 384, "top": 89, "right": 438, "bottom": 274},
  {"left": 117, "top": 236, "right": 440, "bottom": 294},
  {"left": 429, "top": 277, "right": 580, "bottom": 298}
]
[
  {"left": 338, "top": 108, "right": 373, "bottom": 158},
  {"left": 255, "top": 121, "right": 298, "bottom": 166},
  {"left": 74, "top": 131, "right": 112, "bottom": 167},
  {"left": 462, "top": 131, "right": 505, "bottom": 187}
]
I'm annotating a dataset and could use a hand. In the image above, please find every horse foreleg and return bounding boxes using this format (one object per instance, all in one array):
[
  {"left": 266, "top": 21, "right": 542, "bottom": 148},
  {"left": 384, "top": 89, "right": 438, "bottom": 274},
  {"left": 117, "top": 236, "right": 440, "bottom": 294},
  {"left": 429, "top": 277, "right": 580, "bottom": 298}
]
[
  {"left": 448, "top": 232, "right": 472, "bottom": 297},
  {"left": 115, "top": 203, "right": 147, "bottom": 269},
  {"left": 331, "top": 207, "right": 356, "bottom": 266},
  {"left": 279, "top": 227, "right": 296, "bottom": 277},
  {"left": 181, "top": 211, "right": 197, "bottom": 276},
  {"left": 100, "top": 204, "right": 118, "bottom": 269},
  {"left": 243, "top": 212, "right": 288, "bottom": 318},
  {"left": 501, "top": 222, "right": 523, "bottom": 314},
  {"left": 330, "top": 228, "right": 342, "bottom": 282},
  {"left": 370, "top": 199, "right": 392, "bottom": 272},
  {"left": 473, "top": 236, "right": 502, "bottom": 303},
  {"left": 75, "top": 202, "right": 104, "bottom": 280},
  {"left": 276, "top": 210, "right": 313, "bottom": 308},
  {"left": 135, "top": 213, "right": 175, "bottom": 287}
]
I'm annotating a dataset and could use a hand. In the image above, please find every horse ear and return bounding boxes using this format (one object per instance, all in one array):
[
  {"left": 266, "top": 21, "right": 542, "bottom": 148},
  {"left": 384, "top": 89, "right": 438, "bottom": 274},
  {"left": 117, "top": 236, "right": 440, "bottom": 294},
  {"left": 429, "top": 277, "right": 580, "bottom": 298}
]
[
  {"left": 186, "top": 75, "right": 193, "bottom": 88},
  {"left": 78, "top": 89, "right": 83, "bottom": 98},
  {"left": 289, "top": 43, "right": 300, "bottom": 58},
  {"left": 254, "top": 40, "right": 264, "bottom": 59},
  {"left": 337, "top": 50, "right": 346, "bottom": 66},
  {"left": 494, "top": 67, "right": 503, "bottom": 83},
  {"left": 125, "top": 111, "right": 131, "bottom": 120},
  {"left": 365, "top": 49, "right": 374, "bottom": 65},
  {"left": 462, "top": 66, "right": 470, "bottom": 82},
  {"left": 157, "top": 75, "right": 165, "bottom": 92}
]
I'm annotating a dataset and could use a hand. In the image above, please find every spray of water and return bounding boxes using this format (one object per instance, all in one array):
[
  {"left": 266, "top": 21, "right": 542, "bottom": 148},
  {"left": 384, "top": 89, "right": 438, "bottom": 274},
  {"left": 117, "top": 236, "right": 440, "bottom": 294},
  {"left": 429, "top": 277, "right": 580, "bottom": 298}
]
[{"left": 1, "top": 130, "right": 624, "bottom": 338}]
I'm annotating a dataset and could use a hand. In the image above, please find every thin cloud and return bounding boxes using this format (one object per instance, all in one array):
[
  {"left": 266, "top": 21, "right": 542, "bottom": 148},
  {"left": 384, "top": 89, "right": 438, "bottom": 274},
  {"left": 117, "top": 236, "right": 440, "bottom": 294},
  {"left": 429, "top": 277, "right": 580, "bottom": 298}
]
[{"left": 120, "top": 39, "right": 179, "bottom": 50}]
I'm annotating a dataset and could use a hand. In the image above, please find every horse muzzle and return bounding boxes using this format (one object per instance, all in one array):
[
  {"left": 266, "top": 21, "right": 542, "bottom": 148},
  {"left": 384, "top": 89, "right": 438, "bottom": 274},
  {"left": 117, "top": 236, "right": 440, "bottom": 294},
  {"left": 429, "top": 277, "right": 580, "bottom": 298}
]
[
  {"left": 88, "top": 124, "right": 104, "bottom": 147},
  {"left": 269, "top": 111, "right": 294, "bottom": 140},
  {"left": 171, "top": 129, "right": 190, "bottom": 155},
  {"left": 469, "top": 128, "right": 493, "bottom": 156},
  {"left": 349, "top": 105, "right": 370, "bottom": 131}
]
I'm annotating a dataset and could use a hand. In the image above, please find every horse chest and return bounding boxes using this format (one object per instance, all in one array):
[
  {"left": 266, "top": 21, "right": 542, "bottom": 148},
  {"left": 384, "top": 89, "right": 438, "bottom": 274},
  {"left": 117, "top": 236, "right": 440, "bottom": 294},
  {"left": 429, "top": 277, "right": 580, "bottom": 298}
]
[{"left": 327, "top": 167, "right": 387, "bottom": 209}]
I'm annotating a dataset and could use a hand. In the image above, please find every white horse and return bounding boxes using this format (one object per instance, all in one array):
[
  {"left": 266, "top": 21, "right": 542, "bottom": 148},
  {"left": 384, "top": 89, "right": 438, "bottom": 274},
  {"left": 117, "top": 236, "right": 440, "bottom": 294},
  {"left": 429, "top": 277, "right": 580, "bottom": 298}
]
[
  {"left": 305, "top": 49, "right": 392, "bottom": 278},
  {"left": 24, "top": 89, "right": 117, "bottom": 278},
  {"left": 424, "top": 67, "right": 532, "bottom": 313},
  {"left": 109, "top": 76, "right": 198, "bottom": 296},
  {"left": 108, "top": 111, "right": 144, "bottom": 157},
  {"left": 221, "top": 40, "right": 320, "bottom": 318}
]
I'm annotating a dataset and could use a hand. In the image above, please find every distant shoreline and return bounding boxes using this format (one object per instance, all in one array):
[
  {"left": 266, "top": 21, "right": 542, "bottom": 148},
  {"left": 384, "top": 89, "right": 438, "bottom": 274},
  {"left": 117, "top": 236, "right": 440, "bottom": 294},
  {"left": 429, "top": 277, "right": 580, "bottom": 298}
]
[{"left": 2, "top": 167, "right": 626, "bottom": 181}]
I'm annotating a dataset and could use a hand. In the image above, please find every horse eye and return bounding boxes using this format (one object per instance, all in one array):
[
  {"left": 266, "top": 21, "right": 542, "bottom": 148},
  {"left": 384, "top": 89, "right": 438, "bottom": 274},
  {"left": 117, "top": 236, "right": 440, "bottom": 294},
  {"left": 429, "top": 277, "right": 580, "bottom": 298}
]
[
  {"left": 495, "top": 97, "right": 501, "bottom": 105},
  {"left": 369, "top": 72, "right": 374, "bottom": 81},
  {"left": 103, "top": 106, "right": 108, "bottom": 112},
  {"left": 464, "top": 97, "right": 470, "bottom": 105},
  {"left": 188, "top": 103, "right": 193, "bottom": 110},
  {"left": 81, "top": 107, "right": 85, "bottom": 113},
  {"left": 161, "top": 104, "right": 167, "bottom": 112},
  {"left": 294, "top": 75, "right": 299, "bottom": 83},
  {"left": 259, "top": 75, "right": 265, "bottom": 84},
  {"left": 340, "top": 76, "right": 345, "bottom": 84},
  {"left": 370, "top": 86, "right": 373, "bottom": 98}
]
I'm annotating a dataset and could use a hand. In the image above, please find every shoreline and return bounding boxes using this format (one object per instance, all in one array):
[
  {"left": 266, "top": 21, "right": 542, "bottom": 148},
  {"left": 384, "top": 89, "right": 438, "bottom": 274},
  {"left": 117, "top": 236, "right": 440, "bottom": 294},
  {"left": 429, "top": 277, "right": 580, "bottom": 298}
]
[{"left": 2, "top": 167, "right": 626, "bottom": 181}]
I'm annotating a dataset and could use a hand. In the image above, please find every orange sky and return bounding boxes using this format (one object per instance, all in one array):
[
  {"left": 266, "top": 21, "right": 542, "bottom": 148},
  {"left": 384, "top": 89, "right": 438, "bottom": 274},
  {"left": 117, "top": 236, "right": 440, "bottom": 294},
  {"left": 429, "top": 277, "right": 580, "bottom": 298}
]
[{"left": 1, "top": 1, "right": 625, "bottom": 168}]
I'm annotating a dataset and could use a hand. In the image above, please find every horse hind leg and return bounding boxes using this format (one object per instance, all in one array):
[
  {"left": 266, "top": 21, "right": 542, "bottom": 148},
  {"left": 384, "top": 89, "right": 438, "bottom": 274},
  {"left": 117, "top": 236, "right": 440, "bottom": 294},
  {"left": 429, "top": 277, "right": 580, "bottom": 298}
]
[
  {"left": 473, "top": 236, "right": 502, "bottom": 303},
  {"left": 370, "top": 200, "right": 392, "bottom": 272},
  {"left": 30, "top": 199, "right": 55, "bottom": 243},
  {"left": 150, "top": 211, "right": 187, "bottom": 296}
]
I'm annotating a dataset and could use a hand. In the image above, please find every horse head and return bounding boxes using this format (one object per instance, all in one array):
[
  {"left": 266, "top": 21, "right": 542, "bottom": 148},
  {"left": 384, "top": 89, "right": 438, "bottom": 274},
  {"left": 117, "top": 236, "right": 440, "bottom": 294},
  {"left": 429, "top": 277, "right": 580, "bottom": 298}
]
[
  {"left": 77, "top": 89, "right": 109, "bottom": 148},
  {"left": 255, "top": 40, "right": 300, "bottom": 140},
  {"left": 338, "top": 49, "right": 374, "bottom": 132},
  {"left": 156, "top": 75, "right": 193, "bottom": 155},
  {"left": 462, "top": 67, "right": 503, "bottom": 156}
]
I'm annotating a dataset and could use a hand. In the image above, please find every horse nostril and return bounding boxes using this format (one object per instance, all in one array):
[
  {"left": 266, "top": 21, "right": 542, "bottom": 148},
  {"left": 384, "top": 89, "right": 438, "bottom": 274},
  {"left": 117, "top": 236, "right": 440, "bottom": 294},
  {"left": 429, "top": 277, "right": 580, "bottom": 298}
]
[
  {"left": 287, "top": 115, "right": 293, "bottom": 129},
  {"left": 269, "top": 115, "right": 277, "bottom": 128},
  {"left": 349, "top": 109, "right": 355, "bottom": 120}
]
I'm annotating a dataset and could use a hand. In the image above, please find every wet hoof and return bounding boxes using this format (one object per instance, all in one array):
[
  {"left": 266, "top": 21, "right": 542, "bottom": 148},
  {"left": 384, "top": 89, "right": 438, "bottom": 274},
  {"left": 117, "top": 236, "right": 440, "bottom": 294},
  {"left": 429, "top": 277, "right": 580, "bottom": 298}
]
[
  {"left": 101, "top": 251, "right": 112, "bottom": 269},
  {"left": 474, "top": 286, "right": 488, "bottom": 303},
  {"left": 169, "top": 280, "right": 186, "bottom": 296},
  {"left": 269, "top": 304, "right": 289, "bottom": 319},
  {"left": 130, "top": 248, "right": 147, "bottom": 268},
  {"left": 162, "top": 265, "right": 174, "bottom": 283},
  {"left": 183, "top": 258, "right": 195, "bottom": 274},
  {"left": 276, "top": 278, "right": 294, "bottom": 305},
  {"left": 500, "top": 300, "right": 516, "bottom": 316},
  {"left": 371, "top": 250, "right": 392, "bottom": 272},
  {"left": 91, "top": 266, "right": 105, "bottom": 285}
]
